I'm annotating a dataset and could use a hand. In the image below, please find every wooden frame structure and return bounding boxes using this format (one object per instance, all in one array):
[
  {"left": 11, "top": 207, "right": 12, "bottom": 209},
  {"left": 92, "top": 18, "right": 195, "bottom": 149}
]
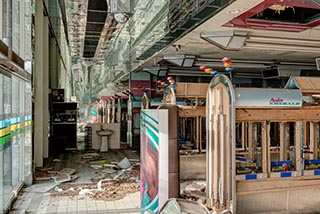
[{"left": 207, "top": 76, "right": 320, "bottom": 214}]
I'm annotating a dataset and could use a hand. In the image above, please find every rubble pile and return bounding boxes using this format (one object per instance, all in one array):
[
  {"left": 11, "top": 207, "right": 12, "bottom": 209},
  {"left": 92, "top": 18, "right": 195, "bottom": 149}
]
[
  {"left": 34, "top": 166, "right": 79, "bottom": 183},
  {"left": 52, "top": 180, "right": 140, "bottom": 201},
  {"left": 50, "top": 154, "right": 140, "bottom": 201}
]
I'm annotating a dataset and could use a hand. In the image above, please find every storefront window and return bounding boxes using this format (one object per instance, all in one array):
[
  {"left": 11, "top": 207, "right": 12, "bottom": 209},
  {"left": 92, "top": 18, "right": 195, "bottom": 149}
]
[
  {"left": 11, "top": 77, "right": 20, "bottom": 187},
  {"left": 24, "top": 0, "right": 32, "bottom": 73},
  {"left": 2, "top": 0, "right": 12, "bottom": 45},
  {"left": 0, "top": 74, "right": 4, "bottom": 210},
  {"left": 2, "top": 74, "right": 12, "bottom": 210},
  {"left": 12, "top": 0, "right": 20, "bottom": 53},
  {"left": 24, "top": 82, "right": 32, "bottom": 182}
]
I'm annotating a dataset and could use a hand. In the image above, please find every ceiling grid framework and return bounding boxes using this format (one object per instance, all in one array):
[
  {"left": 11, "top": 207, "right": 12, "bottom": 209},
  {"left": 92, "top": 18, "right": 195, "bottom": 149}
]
[{"left": 83, "top": 0, "right": 108, "bottom": 58}]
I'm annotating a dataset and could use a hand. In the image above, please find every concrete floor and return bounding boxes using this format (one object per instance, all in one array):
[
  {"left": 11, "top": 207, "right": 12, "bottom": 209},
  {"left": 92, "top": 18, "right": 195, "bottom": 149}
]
[{"left": 9, "top": 150, "right": 141, "bottom": 214}]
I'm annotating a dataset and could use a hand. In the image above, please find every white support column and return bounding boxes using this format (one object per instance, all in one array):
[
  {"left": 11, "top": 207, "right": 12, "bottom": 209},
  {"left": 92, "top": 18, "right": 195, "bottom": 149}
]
[
  {"left": 34, "top": 0, "right": 44, "bottom": 166},
  {"left": 43, "top": 15, "right": 49, "bottom": 158}
]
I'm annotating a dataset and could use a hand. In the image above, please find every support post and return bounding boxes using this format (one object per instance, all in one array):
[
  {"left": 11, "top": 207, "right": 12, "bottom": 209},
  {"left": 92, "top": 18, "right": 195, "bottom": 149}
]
[
  {"left": 43, "top": 15, "right": 49, "bottom": 158},
  {"left": 295, "top": 121, "right": 303, "bottom": 173},
  {"left": 280, "top": 122, "right": 286, "bottom": 160},
  {"left": 34, "top": 1, "right": 44, "bottom": 166},
  {"left": 310, "top": 122, "right": 316, "bottom": 159},
  {"left": 261, "top": 122, "right": 268, "bottom": 174},
  {"left": 248, "top": 122, "right": 255, "bottom": 161}
]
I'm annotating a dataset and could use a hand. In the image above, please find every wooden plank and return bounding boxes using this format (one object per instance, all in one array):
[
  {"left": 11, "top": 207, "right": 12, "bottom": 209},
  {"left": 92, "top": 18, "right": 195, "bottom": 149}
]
[
  {"left": 262, "top": 121, "right": 268, "bottom": 174},
  {"left": 178, "top": 106, "right": 206, "bottom": 117},
  {"left": 279, "top": 122, "right": 286, "bottom": 161},
  {"left": 236, "top": 108, "right": 320, "bottom": 122},
  {"left": 296, "top": 121, "right": 303, "bottom": 172},
  {"left": 199, "top": 117, "right": 203, "bottom": 152},
  {"left": 248, "top": 122, "right": 255, "bottom": 160},
  {"left": 310, "top": 122, "right": 316, "bottom": 159},
  {"left": 237, "top": 177, "right": 320, "bottom": 195},
  {"left": 196, "top": 116, "right": 199, "bottom": 152},
  {"left": 175, "top": 82, "right": 208, "bottom": 97},
  {"left": 266, "top": 122, "right": 271, "bottom": 175}
]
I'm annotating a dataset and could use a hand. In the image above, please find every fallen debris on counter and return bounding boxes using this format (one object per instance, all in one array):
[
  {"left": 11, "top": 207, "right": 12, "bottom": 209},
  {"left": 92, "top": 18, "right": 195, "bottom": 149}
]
[{"left": 180, "top": 180, "right": 207, "bottom": 203}]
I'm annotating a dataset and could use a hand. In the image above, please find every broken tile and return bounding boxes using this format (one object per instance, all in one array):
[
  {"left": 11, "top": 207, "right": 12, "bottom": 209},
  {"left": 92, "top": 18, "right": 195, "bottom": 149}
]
[
  {"left": 35, "top": 167, "right": 53, "bottom": 172},
  {"left": 34, "top": 176, "right": 51, "bottom": 181},
  {"left": 59, "top": 168, "right": 76, "bottom": 175},
  {"left": 117, "top": 158, "right": 132, "bottom": 169},
  {"left": 91, "top": 165, "right": 103, "bottom": 170},
  {"left": 75, "top": 159, "right": 89, "bottom": 164},
  {"left": 53, "top": 174, "right": 71, "bottom": 184},
  {"left": 103, "top": 169, "right": 116, "bottom": 174}
]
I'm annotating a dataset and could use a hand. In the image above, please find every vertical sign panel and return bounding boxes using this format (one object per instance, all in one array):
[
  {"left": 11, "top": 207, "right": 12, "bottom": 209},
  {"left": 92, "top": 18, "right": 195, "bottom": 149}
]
[{"left": 140, "top": 109, "right": 168, "bottom": 213}]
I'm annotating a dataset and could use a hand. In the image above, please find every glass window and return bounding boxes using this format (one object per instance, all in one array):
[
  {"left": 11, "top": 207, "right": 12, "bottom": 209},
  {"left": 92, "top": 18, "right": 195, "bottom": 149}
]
[
  {"left": 2, "top": 0, "right": 12, "bottom": 45},
  {"left": 12, "top": 0, "right": 20, "bottom": 53},
  {"left": 11, "top": 77, "right": 20, "bottom": 187},
  {"left": 2, "top": 75, "right": 12, "bottom": 209},
  {"left": 24, "top": 0, "right": 32, "bottom": 73},
  {"left": 0, "top": 74, "right": 3, "bottom": 210},
  {"left": 24, "top": 82, "right": 32, "bottom": 183}
]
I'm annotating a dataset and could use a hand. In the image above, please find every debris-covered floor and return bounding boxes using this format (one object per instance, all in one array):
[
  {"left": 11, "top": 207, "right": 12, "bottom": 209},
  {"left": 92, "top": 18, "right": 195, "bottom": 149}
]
[{"left": 9, "top": 150, "right": 141, "bottom": 214}]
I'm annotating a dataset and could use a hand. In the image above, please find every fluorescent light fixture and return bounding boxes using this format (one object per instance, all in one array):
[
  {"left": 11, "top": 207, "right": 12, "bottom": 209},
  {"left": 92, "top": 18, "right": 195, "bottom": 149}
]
[
  {"left": 201, "top": 30, "right": 248, "bottom": 50},
  {"left": 201, "top": 30, "right": 320, "bottom": 53},
  {"left": 247, "top": 36, "right": 320, "bottom": 46},
  {"left": 244, "top": 42, "right": 320, "bottom": 53},
  {"left": 163, "top": 55, "right": 195, "bottom": 67}
]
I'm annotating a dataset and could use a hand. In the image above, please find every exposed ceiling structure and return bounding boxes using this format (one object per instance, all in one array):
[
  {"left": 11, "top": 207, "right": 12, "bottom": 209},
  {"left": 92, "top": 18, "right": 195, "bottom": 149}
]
[
  {"left": 65, "top": 0, "right": 120, "bottom": 59},
  {"left": 83, "top": 0, "right": 108, "bottom": 58},
  {"left": 65, "top": 0, "right": 320, "bottom": 103},
  {"left": 141, "top": 0, "right": 320, "bottom": 78}
]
